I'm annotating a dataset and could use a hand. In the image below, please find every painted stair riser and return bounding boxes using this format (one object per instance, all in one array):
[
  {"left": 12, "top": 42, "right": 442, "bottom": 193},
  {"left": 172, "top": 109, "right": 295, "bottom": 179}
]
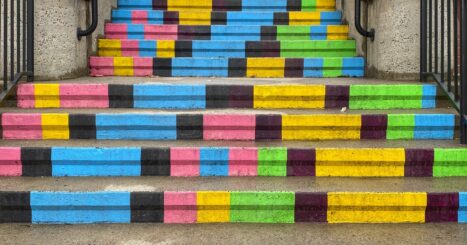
[
  {"left": 17, "top": 84, "right": 437, "bottom": 110},
  {"left": 98, "top": 40, "right": 356, "bottom": 58},
  {"left": 0, "top": 113, "right": 455, "bottom": 140},
  {"left": 1, "top": 147, "right": 465, "bottom": 177},
  {"left": 0, "top": 191, "right": 464, "bottom": 224},
  {"left": 116, "top": 0, "right": 336, "bottom": 12},
  {"left": 111, "top": 10, "right": 342, "bottom": 26},
  {"left": 89, "top": 57, "right": 364, "bottom": 77},
  {"left": 105, "top": 24, "right": 349, "bottom": 41}
]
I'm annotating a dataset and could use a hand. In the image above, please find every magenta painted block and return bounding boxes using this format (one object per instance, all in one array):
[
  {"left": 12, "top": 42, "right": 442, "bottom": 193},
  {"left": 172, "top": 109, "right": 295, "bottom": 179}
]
[
  {"left": 132, "top": 10, "right": 148, "bottom": 24},
  {"left": 204, "top": 115, "right": 256, "bottom": 140},
  {"left": 121, "top": 40, "right": 140, "bottom": 57},
  {"left": 2, "top": 113, "right": 42, "bottom": 139},
  {"left": 89, "top": 57, "right": 114, "bottom": 76},
  {"left": 133, "top": 57, "right": 153, "bottom": 76},
  {"left": 405, "top": 149, "right": 434, "bottom": 177},
  {"left": 426, "top": 193, "right": 459, "bottom": 223},
  {"left": 229, "top": 148, "right": 258, "bottom": 176},
  {"left": 16, "top": 84, "right": 35, "bottom": 108},
  {"left": 60, "top": 84, "right": 109, "bottom": 108},
  {"left": 170, "top": 148, "right": 200, "bottom": 177},
  {"left": 164, "top": 192, "right": 197, "bottom": 223},
  {"left": 295, "top": 192, "right": 328, "bottom": 223},
  {"left": 145, "top": 25, "right": 178, "bottom": 40},
  {"left": 105, "top": 23, "right": 128, "bottom": 39},
  {"left": 287, "top": 149, "right": 316, "bottom": 176},
  {"left": 0, "top": 147, "right": 22, "bottom": 176}
]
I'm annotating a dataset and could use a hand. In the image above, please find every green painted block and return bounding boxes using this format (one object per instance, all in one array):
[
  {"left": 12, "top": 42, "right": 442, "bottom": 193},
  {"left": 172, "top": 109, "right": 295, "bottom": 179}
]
[
  {"left": 302, "top": 0, "right": 318, "bottom": 11},
  {"left": 230, "top": 192, "right": 295, "bottom": 223},
  {"left": 434, "top": 149, "right": 467, "bottom": 177},
  {"left": 386, "top": 114, "right": 415, "bottom": 139},
  {"left": 280, "top": 41, "right": 356, "bottom": 58},
  {"left": 349, "top": 85, "right": 424, "bottom": 109},
  {"left": 277, "top": 26, "right": 310, "bottom": 41},
  {"left": 323, "top": 57, "right": 343, "bottom": 77},
  {"left": 258, "top": 148, "right": 287, "bottom": 176}
]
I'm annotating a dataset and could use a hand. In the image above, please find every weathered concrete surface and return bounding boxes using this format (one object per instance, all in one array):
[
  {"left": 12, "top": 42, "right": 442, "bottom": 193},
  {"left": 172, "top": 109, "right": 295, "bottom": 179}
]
[{"left": 0, "top": 223, "right": 466, "bottom": 245}]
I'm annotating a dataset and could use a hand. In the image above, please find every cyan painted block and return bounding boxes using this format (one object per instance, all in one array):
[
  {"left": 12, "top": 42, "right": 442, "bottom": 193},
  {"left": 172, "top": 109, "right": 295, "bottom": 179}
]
[
  {"left": 303, "top": 58, "right": 324, "bottom": 77},
  {"left": 310, "top": 26, "right": 327, "bottom": 40},
  {"left": 242, "top": 0, "right": 287, "bottom": 11},
  {"left": 211, "top": 26, "right": 261, "bottom": 41},
  {"left": 414, "top": 114, "right": 455, "bottom": 139},
  {"left": 422, "top": 85, "right": 437, "bottom": 109},
  {"left": 134, "top": 84, "right": 206, "bottom": 109},
  {"left": 171, "top": 58, "right": 229, "bottom": 77},
  {"left": 138, "top": 40, "right": 157, "bottom": 57},
  {"left": 147, "top": 11, "right": 164, "bottom": 24},
  {"left": 227, "top": 12, "right": 274, "bottom": 25},
  {"left": 118, "top": 0, "right": 152, "bottom": 9},
  {"left": 200, "top": 148, "right": 229, "bottom": 176},
  {"left": 342, "top": 57, "right": 365, "bottom": 77},
  {"left": 192, "top": 41, "right": 245, "bottom": 58},
  {"left": 320, "top": 12, "right": 343, "bottom": 25},
  {"left": 51, "top": 148, "right": 141, "bottom": 177},
  {"left": 112, "top": 10, "right": 132, "bottom": 23},
  {"left": 31, "top": 192, "right": 131, "bottom": 224},
  {"left": 96, "top": 114, "right": 177, "bottom": 140},
  {"left": 459, "top": 192, "right": 467, "bottom": 223},
  {"left": 127, "top": 24, "right": 145, "bottom": 40}
]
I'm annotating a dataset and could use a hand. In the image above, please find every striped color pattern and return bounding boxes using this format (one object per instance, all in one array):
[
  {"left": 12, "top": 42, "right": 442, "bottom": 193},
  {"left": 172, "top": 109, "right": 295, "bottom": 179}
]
[
  {"left": 0, "top": 113, "right": 455, "bottom": 141},
  {"left": 0, "top": 191, "right": 464, "bottom": 224},
  {"left": 0, "top": 147, "right": 465, "bottom": 177}
]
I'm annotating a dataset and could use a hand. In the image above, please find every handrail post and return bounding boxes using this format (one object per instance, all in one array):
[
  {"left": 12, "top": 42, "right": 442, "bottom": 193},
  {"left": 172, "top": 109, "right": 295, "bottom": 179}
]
[
  {"left": 355, "top": 0, "right": 375, "bottom": 41},
  {"left": 77, "top": 0, "right": 98, "bottom": 40},
  {"left": 461, "top": 0, "right": 467, "bottom": 143},
  {"left": 420, "top": 0, "right": 427, "bottom": 82},
  {"left": 27, "top": 0, "right": 34, "bottom": 82}
]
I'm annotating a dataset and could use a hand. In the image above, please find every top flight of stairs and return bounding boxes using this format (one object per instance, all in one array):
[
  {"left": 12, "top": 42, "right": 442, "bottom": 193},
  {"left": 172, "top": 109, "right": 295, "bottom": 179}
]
[{"left": 1, "top": 0, "right": 467, "bottom": 225}]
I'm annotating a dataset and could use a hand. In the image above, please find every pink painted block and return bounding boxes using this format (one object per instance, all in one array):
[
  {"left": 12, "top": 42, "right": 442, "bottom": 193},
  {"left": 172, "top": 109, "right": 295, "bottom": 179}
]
[
  {"left": 204, "top": 115, "right": 256, "bottom": 140},
  {"left": 104, "top": 23, "right": 128, "bottom": 39},
  {"left": 145, "top": 25, "right": 178, "bottom": 40},
  {"left": 89, "top": 57, "right": 114, "bottom": 76},
  {"left": 132, "top": 10, "right": 148, "bottom": 24},
  {"left": 170, "top": 148, "right": 200, "bottom": 177},
  {"left": 0, "top": 148, "right": 22, "bottom": 176},
  {"left": 229, "top": 148, "right": 258, "bottom": 176},
  {"left": 2, "top": 113, "right": 42, "bottom": 140},
  {"left": 121, "top": 40, "right": 140, "bottom": 57},
  {"left": 164, "top": 192, "right": 197, "bottom": 223},
  {"left": 60, "top": 84, "right": 109, "bottom": 108},
  {"left": 133, "top": 57, "right": 153, "bottom": 76},
  {"left": 16, "top": 84, "right": 35, "bottom": 108}
]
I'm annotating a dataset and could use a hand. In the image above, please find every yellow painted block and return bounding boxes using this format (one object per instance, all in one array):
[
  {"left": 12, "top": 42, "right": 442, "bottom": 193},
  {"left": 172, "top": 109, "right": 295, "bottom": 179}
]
[
  {"left": 34, "top": 84, "right": 60, "bottom": 108},
  {"left": 179, "top": 11, "right": 211, "bottom": 25},
  {"left": 282, "top": 115, "right": 361, "bottom": 140},
  {"left": 327, "top": 192, "right": 427, "bottom": 223},
  {"left": 247, "top": 58, "right": 285, "bottom": 78},
  {"left": 327, "top": 26, "right": 349, "bottom": 40},
  {"left": 114, "top": 57, "right": 134, "bottom": 76},
  {"left": 157, "top": 41, "right": 175, "bottom": 58},
  {"left": 197, "top": 191, "right": 230, "bottom": 223},
  {"left": 289, "top": 12, "right": 320, "bottom": 25},
  {"left": 167, "top": 0, "right": 212, "bottom": 11},
  {"left": 316, "top": 149, "right": 405, "bottom": 177},
  {"left": 98, "top": 39, "right": 122, "bottom": 57},
  {"left": 254, "top": 85, "right": 325, "bottom": 109},
  {"left": 317, "top": 0, "right": 336, "bottom": 10},
  {"left": 41, "top": 114, "right": 69, "bottom": 140}
]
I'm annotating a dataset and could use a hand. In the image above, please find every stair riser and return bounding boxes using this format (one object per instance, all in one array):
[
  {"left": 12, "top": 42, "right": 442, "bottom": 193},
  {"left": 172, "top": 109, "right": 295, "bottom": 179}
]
[
  {"left": 1, "top": 147, "right": 464, "bottom": 177},
  {"left": 0, "top": 191, "right": 463, "bottom": 224},
  {"left": 16, "top": 84, "right": 437, "bottom": 110},
  {"left": 0, "top": 113, "right": 455, "bottom": 141},
  {"left": 89, "top": 57, "right": 365, "bottom": 78},
  {"left": 112, "top": 10, "right": 342, "bottom": 26}
]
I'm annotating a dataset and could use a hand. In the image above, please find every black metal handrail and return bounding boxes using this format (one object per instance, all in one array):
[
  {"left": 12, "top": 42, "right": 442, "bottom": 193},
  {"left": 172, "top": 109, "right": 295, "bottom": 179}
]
[
  {"left": 421, "top": 0, "right": 467, "bottom": 144},
  {"left": 1, "top": 0, "right": 34, "bottom": 103},
  {"left": 355, "top": 0, "right": 375, "bottom": 41},
  {"left": 77, "top": 0, "right": 98, "bottom": 40}
]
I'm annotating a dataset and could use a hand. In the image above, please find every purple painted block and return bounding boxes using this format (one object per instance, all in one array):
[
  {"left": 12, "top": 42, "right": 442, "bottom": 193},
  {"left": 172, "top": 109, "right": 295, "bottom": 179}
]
[
  {"left": 361, "top": 114, "right": 387, "bottom": 139},
  {"left": 229, "top": 85, "right": 253, "bottom": 108},
  {"left": 284, "top": 58, "right": 304, "bottom": 78},
  {"left": 287, "top": 149, "right": 316, "bottom": 176},
  {"left": 405, "top": 149, "right": 434, "bottom": 177},
  {"left": 325, "top": 85, "right": 349, "bottom": 109},
  {"left": 164, "top": 11, "right": 179, "bottom": 24},
  {"left": 295, "top": 192, "right": 327, "bottom": 223},
  {"left": 426, "top": 193, "right": 459, "bottom": 223},
  {"left": 255, "top": 115, "right": 282, "bottom": 140}
]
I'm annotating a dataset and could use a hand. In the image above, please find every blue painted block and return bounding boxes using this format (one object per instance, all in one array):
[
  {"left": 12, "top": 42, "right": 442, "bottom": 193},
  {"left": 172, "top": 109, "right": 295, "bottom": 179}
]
[
  {"left": 310, "top": 26, "right": 327, "bottom": 40},
  {"left": 171, "top": 58, "right": 229, "bottom": 77},
  {"left": 459, "top": 192, "right": 467, "bottom": 223},
  {"left": 303, "top": 58, "right": 324, "bottom": 77},
  {"left": 342, "top": 57, "right": 365, "bottom": 77},
  {"left": 227, "top": 12, "right": 274, "bottom": 26},
  {"left": 414, "top": 114, "right": 455, "bottom": 139},
  {"left": 31, "top": 192, "right": 131, "bottom": 224},
  {"left": 200, "top": 148, "right": 229, "bottom": 176},
  {"left": 192, "top": 41, "right": 245, "bottom": 58},
  {"left": 320, "top": 11, "right": 343, "bottom": 25},
  {"left": 242, "top": 0, "right": 287, "bottom": 11},
  {"left": 51, "top": 148, "right": 141, "bottom": 177},
  {"left": 112, "top": 10, "right": 132, "bottom": 23},
  {"left": 211, "top": 26, "right": 261, "bottom": 41},
  {"left": 139, "top": 40, "right": 157, "bottom": 57},
  {"left": 422, "top": 85, "right": 437, "bottom": 109},
  {"left": 147, "top": 11, "right": 164, "bottom": 24},
  {"left": 127, "top": 24, "right": 145, "bottom": 40},
  {"left": 134, "top": 84, "right": 206, "bottom": 109},
  {"left": 118, "top": 0, "right": 152, "bottom": 9},
  {"left": 96, "top": 114, "right": 177, "bottom": 140}
]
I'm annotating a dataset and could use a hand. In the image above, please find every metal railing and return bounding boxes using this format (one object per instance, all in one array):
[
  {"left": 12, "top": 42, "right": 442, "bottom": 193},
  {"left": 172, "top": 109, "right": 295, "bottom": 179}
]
[
  {"left": 77, "top": 0, "right": 98, "bottom": 40},
  {"left": 420, "top": 0, "right": 467, "bottom": 144},
  {"left": 1, "top": 0, "right": 34, "bottom": 103},
  {"left": 355, "top": 0, "right": 375, "bottom": 41}
]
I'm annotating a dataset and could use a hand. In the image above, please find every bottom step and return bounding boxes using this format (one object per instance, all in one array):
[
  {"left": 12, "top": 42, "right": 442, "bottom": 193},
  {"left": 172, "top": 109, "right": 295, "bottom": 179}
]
[{"left": 1, "top": 191, "right": 464, "bottom": 224}]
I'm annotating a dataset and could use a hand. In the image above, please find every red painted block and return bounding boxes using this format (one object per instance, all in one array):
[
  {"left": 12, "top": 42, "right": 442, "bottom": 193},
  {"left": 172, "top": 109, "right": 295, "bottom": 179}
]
[
  {"left": 133, "top": 57, "right": 153, "bottom": 76},
  {"left": 16, "top": 84, "right": 35, "bottom": 108},
  {"left": 132, "top": 10, "right": 148, "bottom": 24},
  {"left": 170, "top": 148, "right": 200, "bottom": 177},
  {"left": 105, "top": 23, "right": 128, "bottom": 39},
  {"left": 145, "top": 25, "right": 178, "bottom": 40},
  {"left": 60, "top": 84, "right": 109, "bottom": 108},
  {"left": 89, "top": 57, "right": 114, "bottom": 76},
  {"left": 229, "top": 148, "right": 258, "bottom": 176},
  {"left": 164, "top": 192, "right": 197, "bottom": 223},
  {"left": 204, "top": 115, "right": 256, "bottom": 140},
  {"left": 0, "top": 147, "right": 22, "bottom": 176},
  {"left": 2, "top": 113, "right": 42, "bottom": 139}
]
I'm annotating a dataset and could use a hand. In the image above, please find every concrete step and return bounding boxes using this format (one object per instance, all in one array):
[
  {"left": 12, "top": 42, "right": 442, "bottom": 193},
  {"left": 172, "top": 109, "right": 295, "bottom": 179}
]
[
  {"left": 105, "top": 23, "right": 349, "bottom": 41},
  {"left": 116, "top": 0, "right": 336, "bottom": 12},
  {"left": 89, "top": 57, "right": 365, "bottom": 77}
]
